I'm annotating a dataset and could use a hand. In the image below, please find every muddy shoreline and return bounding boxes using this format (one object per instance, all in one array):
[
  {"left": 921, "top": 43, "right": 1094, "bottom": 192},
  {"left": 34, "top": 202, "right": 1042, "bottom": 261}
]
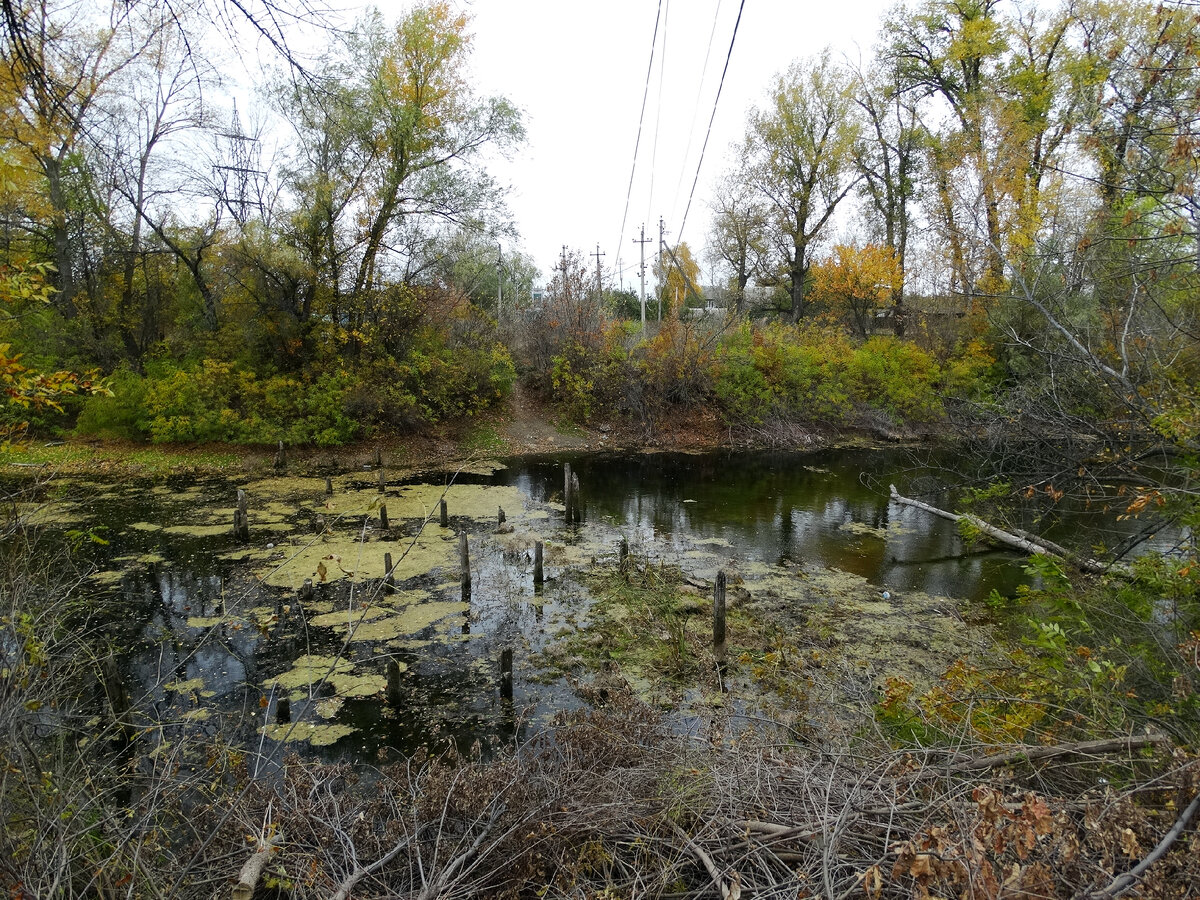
[{"left": 4, "top": 394, "right": 933, "bottom": 479}]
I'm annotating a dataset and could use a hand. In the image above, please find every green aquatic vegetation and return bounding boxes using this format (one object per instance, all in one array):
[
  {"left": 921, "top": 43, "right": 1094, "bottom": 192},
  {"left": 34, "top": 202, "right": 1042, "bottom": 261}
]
[
  {"left": 264, "top": 653, "right": 396, "bottom": 703},
  {"left": 391, "top": 483, "right": 530, "bottom": 522},
  {"left": 331, "top": 600, "right": 468, "bottom": 642},
  {"left": 839, "top": 521, "right": 886, "bottom": 539},
  {"left": 258, "top": 722, "right": 358, "bottom": 746},
  {"left": 163, "top": 523, "right": 232, "bottom": 537},
  {"left": 256, "top": 530, "right": 458, "bottom": 589}
]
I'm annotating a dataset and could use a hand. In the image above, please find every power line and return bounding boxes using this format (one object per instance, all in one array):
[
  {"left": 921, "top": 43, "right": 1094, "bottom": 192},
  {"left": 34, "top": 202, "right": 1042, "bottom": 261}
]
[
  {"left": 646, "top": 0, "right": 671, "bottom": 234},
  {"left": 615, "top": 0, "right": 665, "bottom": 275},
  {"left": 677, "top": 0, "right": 747, "bottom": 243},
  {"left": 670, "top": 0, "right": 725, "bottom": 228}
]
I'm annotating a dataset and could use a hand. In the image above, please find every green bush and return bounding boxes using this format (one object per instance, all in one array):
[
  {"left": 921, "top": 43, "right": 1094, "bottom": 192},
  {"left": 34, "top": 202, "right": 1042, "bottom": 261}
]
[
  {"left": 847, "top": 337, "right": 943, "bottom": 421},
  {"left": 76, "top": 363, "right": 360, "bottom": 445}
]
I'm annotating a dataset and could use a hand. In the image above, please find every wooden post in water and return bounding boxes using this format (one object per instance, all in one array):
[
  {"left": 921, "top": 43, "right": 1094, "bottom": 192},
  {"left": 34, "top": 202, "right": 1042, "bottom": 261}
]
[
  {"left": 233, "top": 489, "right": 250, "bottom": 542},
  {"left": 498, "top": 507, "right": 506, "bottom": 526},
  {"left": 563, "top": 463, "right": 573, "bottom": 523},
  {"left": 275, "top": 696, "right": 291, "bottom": 724},
  {"left": 379, "top": 503, "right": 389, "bottom": 531},
  {"left": 378, "top": 468, "right": 386, "bottom": 492},
  {"left": 273, "top": 440, "right": 285, "bottom": 470},
  {"left": 439, "top": 498, "right": 449, "bottom": 528},
  {"left": 714, "top": 570, "right": 727, "bottom": 652},
  {"left": 386, "top": 660, "right": 402, "bottom": 706},
  {"left": 384, "top": 552, "right": 394, "bottom": 587},
  {"left": 325, "top": 476, "right": 333, "bottom": 495},
  {"left": 459, "top": 531, "right": 471, "bottom": 600},
  {"left": 374, "top": 447, "right": 383, "bottom": 468},
  {"left": 571, "top": 472, "right": 582, "bottom": 525},
  {"left": 99, "top": 656, "right": 132, "bottom": 736},
  {"left": 500, "top": 648, "right": 513, "bottom": 700},
  {"left": 533, "top": 541, "right": 544, "bottom": 586},
  {"left": 619, "top": 535, "right": 629, "bottom": 566},
  {"left": 299, "top": 578, "right": 314, "bottom": 603}
]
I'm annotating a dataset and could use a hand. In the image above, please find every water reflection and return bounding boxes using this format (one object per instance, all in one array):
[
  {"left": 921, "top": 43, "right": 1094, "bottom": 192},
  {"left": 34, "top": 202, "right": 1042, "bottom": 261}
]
[{"left": 27, "top": 447, "right": 1171, "bottom": 761}]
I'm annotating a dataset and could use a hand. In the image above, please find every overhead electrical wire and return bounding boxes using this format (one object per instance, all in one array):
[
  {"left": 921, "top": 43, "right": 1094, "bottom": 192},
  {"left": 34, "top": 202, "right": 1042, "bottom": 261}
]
[
  {"left": 676, "top": 0, "right": 747, "bottom": 244},
  {"left": 614, "top": 0, "right": 665, "bottom": 274},
  {"left": 645, "top": 0, "right": 670, "bottom": 238},
  {"left": 669, "top": 0, "right": 725, "bottom": 230}
]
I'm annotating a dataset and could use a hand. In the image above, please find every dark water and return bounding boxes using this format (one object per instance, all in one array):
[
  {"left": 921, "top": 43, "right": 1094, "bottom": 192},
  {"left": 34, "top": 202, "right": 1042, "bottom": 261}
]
[{"left": 11, "top": 447, "right": 1164, "bottom": 761}]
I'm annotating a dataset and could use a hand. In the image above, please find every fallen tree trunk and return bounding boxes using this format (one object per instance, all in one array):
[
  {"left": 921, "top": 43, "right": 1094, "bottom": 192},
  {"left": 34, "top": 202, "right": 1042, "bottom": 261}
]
[
  {"left": 946, "top": 734, "right": 1168, "bottom": 773},
  {"left": 232, "top": 833, "right": 281, "bottom": 900},
  {"left": 889, "top": 484, "right": 1109, "bottom": 574}
]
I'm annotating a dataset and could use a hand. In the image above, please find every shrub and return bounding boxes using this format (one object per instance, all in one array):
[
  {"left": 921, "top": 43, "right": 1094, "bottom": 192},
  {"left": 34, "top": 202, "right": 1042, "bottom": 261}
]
[{"left": 847, "top": 337, "right": 943, "bottom": 421}]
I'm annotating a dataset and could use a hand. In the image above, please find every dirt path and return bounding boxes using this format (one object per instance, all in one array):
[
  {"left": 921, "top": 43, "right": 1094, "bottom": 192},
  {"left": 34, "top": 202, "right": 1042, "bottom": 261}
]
[{"left": 495, "top": 382, "right": 587, "bottom": 453}]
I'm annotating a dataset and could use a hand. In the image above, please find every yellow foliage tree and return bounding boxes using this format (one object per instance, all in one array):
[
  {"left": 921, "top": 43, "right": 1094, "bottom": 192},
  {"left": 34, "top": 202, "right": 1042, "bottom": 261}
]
[
  {"left": 810, "top": 244, "right": 903, "bottom": 338},
  {"left": 653, "top": 241, "right": 701, "bottom": 320}
]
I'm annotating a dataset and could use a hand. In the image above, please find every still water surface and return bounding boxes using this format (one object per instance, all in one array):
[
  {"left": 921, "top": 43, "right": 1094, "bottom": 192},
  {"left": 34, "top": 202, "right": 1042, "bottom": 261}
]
[{"left": 22, "top": 448, "right": 1140, "bottom": 759}]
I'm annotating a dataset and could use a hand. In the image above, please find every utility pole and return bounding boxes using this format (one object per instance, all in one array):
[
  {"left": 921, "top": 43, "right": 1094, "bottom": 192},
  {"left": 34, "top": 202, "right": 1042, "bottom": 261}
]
[
  {"left": 591, "top": 243, "right": 605, "bottom": 306},
  {"left": 496, "top": 243, "right": 503, "bottom": 322},
  {"left": 633, "top": 224, "right": 651, "bottom": 335},
  {"left": 658, "top": 217, "right": 666, "bottom": 322}
]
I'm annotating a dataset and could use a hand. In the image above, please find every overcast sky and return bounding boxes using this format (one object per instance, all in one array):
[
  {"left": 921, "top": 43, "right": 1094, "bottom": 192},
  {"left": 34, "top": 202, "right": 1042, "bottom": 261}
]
[{"left": 287, "top": 0, "right": 897, "bottom": 287}]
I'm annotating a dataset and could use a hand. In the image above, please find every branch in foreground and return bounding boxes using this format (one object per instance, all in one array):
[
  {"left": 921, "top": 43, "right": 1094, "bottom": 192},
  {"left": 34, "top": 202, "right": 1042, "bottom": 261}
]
[{"left": 1087, "top": 789, "right": 1200, "bottom": 899}]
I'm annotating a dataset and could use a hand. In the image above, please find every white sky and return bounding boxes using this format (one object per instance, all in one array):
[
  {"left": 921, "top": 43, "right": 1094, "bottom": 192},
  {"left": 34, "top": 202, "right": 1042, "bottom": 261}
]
[
  {"left": 264, "top": 0, "right": 898, "bottom": 286},
  {"left": 461, "top": 0, "right": 896, "bottom": 287}
]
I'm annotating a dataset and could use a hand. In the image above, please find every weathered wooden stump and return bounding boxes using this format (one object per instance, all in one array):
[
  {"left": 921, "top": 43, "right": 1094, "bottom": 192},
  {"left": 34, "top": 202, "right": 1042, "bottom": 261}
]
[
  {"left": 564, "top": 463, "right": 574, "bottom": 523},
  {"left": 533, "top": 541, "right": 544, "bottom": 586},
  {"left": 99, "top": 656, "right": 132, "bottom": 734},
  {"left": 386, "top": 660, "right": 402, "bottom": 706},
  {"left": 460, "top": 531, "right": 471, "bottom": 600},
  {"left": 383, "top": 552, "right": 394, "bottom": 587},
  {"left": 498, "top": 507, "right": 506, "bottom": 526},
  {"left": 378, "top": 468, "right": 386, "bottom": 492},
  {"left": 439, "top": 498, "right": 448, "bottom": 528},
  {"left": 299, "top": 578, "right": 314, "bottom": 603},
  {"left": 275, "top": 696, "right": 291, "bottom": 724},
  {"left": 500, "top": 648, "right": 513, "bottom": 701},
  {"left": 570, "top": 472, "right": 582, "bottom": 524},
  {"left": 325, "top": 476, "right": 333, "bottom": 495},
  {"left": 714, "top": 570, "right": 727, "bottom": 651},
  {"left": 273, "top": 440, "right": 285, "bottom": 470},
  {"left": 374, "top": 447, "right": 383, "bottom": 468},
  {"left": 233, "top": 489, "right": 250, "bottom": 541},
  {"left": 379, "top": 503, "right": 389, "bottom": 531},
  {"left": 619, "top": 535, "right": 629, "bottom": 566}
]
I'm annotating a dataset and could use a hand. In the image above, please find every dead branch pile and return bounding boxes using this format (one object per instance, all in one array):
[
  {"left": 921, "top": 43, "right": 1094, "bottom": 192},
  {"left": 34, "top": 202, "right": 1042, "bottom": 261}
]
[{"left": 162, "top": 694, "right": 1200, "bottom": 900}]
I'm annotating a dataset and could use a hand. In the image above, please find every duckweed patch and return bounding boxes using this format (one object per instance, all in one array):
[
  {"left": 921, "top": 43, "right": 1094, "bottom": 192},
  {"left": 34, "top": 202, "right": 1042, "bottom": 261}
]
[
  {"left": 255, "top": 531, "right": 457, "bottom": 589},
  {"left": 258, "top": 722, "right": 358, "bottom": 747}
]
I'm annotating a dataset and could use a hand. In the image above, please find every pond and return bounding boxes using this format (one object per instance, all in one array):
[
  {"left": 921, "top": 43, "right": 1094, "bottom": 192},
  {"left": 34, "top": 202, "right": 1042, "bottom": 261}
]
[{"left": 9, "top": 447, "right": 1154, "bottom": 761}]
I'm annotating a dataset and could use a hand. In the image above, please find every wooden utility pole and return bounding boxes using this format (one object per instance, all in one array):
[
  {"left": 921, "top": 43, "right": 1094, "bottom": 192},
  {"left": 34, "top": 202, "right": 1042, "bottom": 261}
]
[
  {"left": 591, "top": 243, "right": 605, "bottom": 305},
  {"left": 633, "top": 223, "right": 651, "bottom": 335},
  {"left": 658, "top": 218, "right": 666, "bottom": 322}
]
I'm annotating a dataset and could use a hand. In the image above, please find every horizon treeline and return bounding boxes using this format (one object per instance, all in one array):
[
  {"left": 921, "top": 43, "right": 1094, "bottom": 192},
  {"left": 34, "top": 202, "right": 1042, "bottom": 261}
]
[{"left": 0, "top": 0, "right": 1196, "bottom": 456}]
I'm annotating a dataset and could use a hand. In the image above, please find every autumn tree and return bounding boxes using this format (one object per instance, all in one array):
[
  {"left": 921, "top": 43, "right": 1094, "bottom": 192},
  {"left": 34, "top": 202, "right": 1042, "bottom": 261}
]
[
  {"left": 885, "top": 0, "right": 1009, "bottom": 292},
  {"left": 278, "top": 2, "right": 523, "bottom": 340},
  {"left": 743, "top": 51, "right": 861, "bottom": 323},
  {"left": 851, "top": 59, "right": 921, "bottom": 334},
  {"left": 653, "top": 241, "right": 701, "bottom": 318},
  {"left": 811, "top": 244, "right": 904, "bottom": 339},
  {"left": 707, "top": 155, "right": 768, "bottom": 315}
]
